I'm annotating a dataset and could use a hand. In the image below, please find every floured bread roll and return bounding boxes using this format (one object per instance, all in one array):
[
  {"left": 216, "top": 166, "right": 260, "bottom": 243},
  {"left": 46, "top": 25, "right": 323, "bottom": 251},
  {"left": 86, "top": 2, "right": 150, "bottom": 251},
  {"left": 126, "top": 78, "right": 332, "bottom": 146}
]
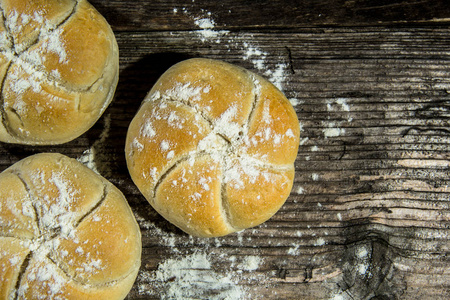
[
  {"left": 126, "top": 58, "right": 300, "bottom": 237},
  {"left": 0, "top": 0, "right": 119, "bottom": 145},
  {"left": 0, "top": 153, "right": 141, "bottom": 299}
]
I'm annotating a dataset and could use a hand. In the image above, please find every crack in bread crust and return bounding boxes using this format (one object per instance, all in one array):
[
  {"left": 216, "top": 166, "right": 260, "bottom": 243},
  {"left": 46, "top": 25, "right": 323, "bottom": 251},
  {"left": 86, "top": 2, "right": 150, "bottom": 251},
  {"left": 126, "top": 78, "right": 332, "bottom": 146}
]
[
  {"left": 4, "top": 0, "right": 78, "bottom": 56},
  {"left": 245, "top": 73, "right": 262, "bottom": 131},
  {"left": 0, "top": 60, "right": 13, "bottom": 137},
  {"left": 12, "top": 250, "right": 32, "bottom": 300},
  {"left": 8, "top": 170, "right": 41, "bottom": 237},
  {"left": 73, "top": 182, "right": 109, "bottom": 229},
  {"left": 153, "top": 151, "right": 208, "bottom": 199},
  {"left": 44, "top": 252, "right": 140, "bottom": 290},
  {"left": 219, "top": 171, "right": 240, "bottom": 232},
  {"left": 160, "top": 97, "right": 215, "bottom": 129}
]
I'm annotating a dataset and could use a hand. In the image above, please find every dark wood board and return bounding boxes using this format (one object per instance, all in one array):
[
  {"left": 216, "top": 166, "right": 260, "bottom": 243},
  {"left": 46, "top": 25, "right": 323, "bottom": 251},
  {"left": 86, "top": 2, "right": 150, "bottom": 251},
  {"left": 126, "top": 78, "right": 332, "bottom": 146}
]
[{"left": 1, "top": 1, "right": 450, "bottom": 299}]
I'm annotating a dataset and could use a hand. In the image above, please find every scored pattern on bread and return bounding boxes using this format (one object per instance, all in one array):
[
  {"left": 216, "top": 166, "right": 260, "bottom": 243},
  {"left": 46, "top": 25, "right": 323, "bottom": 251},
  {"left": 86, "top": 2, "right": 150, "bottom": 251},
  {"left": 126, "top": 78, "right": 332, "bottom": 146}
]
[
  {"left": 0, "top": 0, "right": 118, "bottom": 145},
  {"left": 126, "top": 58, "right": 300, "bottom": 237},
  {"left": 0, "top": 153, "right": 141, "bottom": 299}
]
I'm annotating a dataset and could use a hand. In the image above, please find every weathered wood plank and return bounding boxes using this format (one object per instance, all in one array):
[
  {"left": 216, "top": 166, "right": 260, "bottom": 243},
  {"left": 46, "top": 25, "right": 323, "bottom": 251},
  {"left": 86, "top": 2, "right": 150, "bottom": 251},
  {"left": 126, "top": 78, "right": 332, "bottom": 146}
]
[
  {"left": 115, "top": 27, "right": 450, "bottom": 299},
  {"left": 89, "top": 0, "right": 450, "bottom": 30},
  {"left": 1, "top": 20, "right": 449, "bottom": 300}
]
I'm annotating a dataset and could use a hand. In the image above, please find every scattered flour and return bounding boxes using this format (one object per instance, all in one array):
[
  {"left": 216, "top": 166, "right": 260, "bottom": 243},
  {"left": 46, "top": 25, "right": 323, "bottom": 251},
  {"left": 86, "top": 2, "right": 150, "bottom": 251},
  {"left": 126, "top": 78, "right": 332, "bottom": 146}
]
[
  {"left": 77, "top": 113, "right": 112, "bottom": 176},
  {"left": 299, "top": 137, "right": 309, "bottom": 146},
  {"left": 287, "top": 244, "right": 300, "bottom": 255},
  {"left": 289, "top": 97, "right": 300, "bottom": 106},
  {"left": 2, "top": 7, "right": 70, "bottom": 100},
  {"left": 323, "top": 126, "right": 345, "bottom": 138},
  {"left": 322, "top": 97, "right": 353, "bottom": 138},
  {"left": 238, "top": 255, "right": 262, "bottom": 271},
  {"left": 176, "top": 7, "right": 291, "bottom": 92},
  {"left": 355, "top": 244, "right": 371, "bottom": 276},
  {"left": 335, "top": 98, "right": 350, "bottom": 112},
  {"left": 314, "top": 237, "right": 326, "bottom": 246},
  {"left": 356, "top": 246, "right": 369, "bottom": 259},
  {"left": 265, "top": 63, "right": 288, "bottom": 91},
  {"left": 176, "top": 8, "right": 229, "bottom": 43},
  {"left": 243, "top": 44, "right": 267, "bottom": 71},
  {"left": 194, "top": 17, "right": 215, "bottom": 29},
  {"left": 134, "top": 209, "right": 268, "bottom": 299},
  {"left": 137, "top": 79, "right": 297, "bottom": 192},
  {"left": 139, "top": 252, "right": 248, "bottom": 300},
  {"left": 331, "top": 293, "right": 347, "bottom": 300}
]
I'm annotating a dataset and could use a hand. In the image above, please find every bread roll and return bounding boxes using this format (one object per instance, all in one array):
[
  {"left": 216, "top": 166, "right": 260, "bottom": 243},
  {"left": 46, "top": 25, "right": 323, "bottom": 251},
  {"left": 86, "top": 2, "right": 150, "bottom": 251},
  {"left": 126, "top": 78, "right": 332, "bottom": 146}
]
[
  {"left": 0, "top": 153, "right": 141, "bottom": 299},
  {"left": 126, "top": 58, "right": 300, "bottom": 237},
  {"left": 0, "top": 0, "right": 118, "bottom": 145}
]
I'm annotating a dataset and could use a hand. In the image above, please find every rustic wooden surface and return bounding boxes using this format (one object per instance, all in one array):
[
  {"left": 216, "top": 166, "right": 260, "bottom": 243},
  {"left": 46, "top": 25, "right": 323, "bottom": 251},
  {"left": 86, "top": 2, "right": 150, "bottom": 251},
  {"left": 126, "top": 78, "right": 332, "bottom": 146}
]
[{"left": 2, "top": 0, "right": 450, "bottom": 299}]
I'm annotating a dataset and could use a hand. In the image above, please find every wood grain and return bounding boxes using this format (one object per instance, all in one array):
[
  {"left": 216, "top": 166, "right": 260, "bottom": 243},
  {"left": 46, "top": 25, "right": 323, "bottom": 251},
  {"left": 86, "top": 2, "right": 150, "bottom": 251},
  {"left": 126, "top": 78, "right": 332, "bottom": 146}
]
[
  {"left": 88, "top": 0, "right": 450, "bottom": 30},
  {"left": 1, "top": 1, "right": 450, "bottom": 299}
]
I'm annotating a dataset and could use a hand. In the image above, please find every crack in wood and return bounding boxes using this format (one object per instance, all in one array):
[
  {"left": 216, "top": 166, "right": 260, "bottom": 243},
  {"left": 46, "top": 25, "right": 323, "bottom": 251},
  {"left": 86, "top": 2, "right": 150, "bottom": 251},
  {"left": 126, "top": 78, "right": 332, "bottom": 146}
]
[
  {"left": 285, "top": 46, "right": 295, "bottom": 75},
  {"left": 401, "top": 126, "right": 450, "bottom": 137},
  {"left": 304, "top": 266, "right": 313, "bottom": 282},
  {"left": 414, "top": 100, "right": 450, "bottom": 119}
]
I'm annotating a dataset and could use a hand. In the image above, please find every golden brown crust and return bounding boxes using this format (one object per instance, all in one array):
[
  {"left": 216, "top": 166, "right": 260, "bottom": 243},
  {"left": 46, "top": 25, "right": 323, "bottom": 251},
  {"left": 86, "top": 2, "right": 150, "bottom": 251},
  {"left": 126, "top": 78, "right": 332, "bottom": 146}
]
[
  {"left": 126, "top": 100, "right": 214, "bottom": 201},
  {"left": 0, "top": 0, "right": 119, "bottom": 145},
  {"left": 0, "top": 172, "right": 39, "bottom": 238},
  {"left": 0, "top": 238, "right": 30, "bottom": 299},
  {"left": 224, "top": 164, "right": 295, "bottom": 229},
  {"left": 0, "top": 0, "right": 75, "bottom": 52},
  {"left": 0, "top": 153, "right": 141, "bottom": 299},
  {"left": 126, "top": 58, "right": 300, "bottom": 237},
  {"left": 154, "top": 155, "right": 233, "bottom": 237}
]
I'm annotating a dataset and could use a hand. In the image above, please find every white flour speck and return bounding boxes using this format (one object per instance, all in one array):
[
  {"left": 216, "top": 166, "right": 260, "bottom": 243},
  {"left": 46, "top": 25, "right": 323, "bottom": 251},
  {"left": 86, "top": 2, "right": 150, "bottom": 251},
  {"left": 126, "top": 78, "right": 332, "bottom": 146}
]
[
  {"left": 194, "top": 18, "right": 215, "bottom": 29},
  {"left": 323, "top": 127, "right": 345, "bottom": 138},
  {"left": 238, "top": 256, "right": 262, "bottom": 271}
]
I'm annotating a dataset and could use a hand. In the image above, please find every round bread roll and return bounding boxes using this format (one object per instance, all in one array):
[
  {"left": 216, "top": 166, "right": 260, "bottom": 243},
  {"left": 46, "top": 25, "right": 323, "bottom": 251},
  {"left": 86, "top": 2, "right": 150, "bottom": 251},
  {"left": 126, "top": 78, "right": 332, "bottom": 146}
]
[
  {"left": 126, "top": 58, "right": 300, "bottom": 238},
  {"left": 0, "top": 153, "right": 141, "bottom": 299},
  {"left": 0, "top": 0, "right": 119, "bottom": 145}
]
